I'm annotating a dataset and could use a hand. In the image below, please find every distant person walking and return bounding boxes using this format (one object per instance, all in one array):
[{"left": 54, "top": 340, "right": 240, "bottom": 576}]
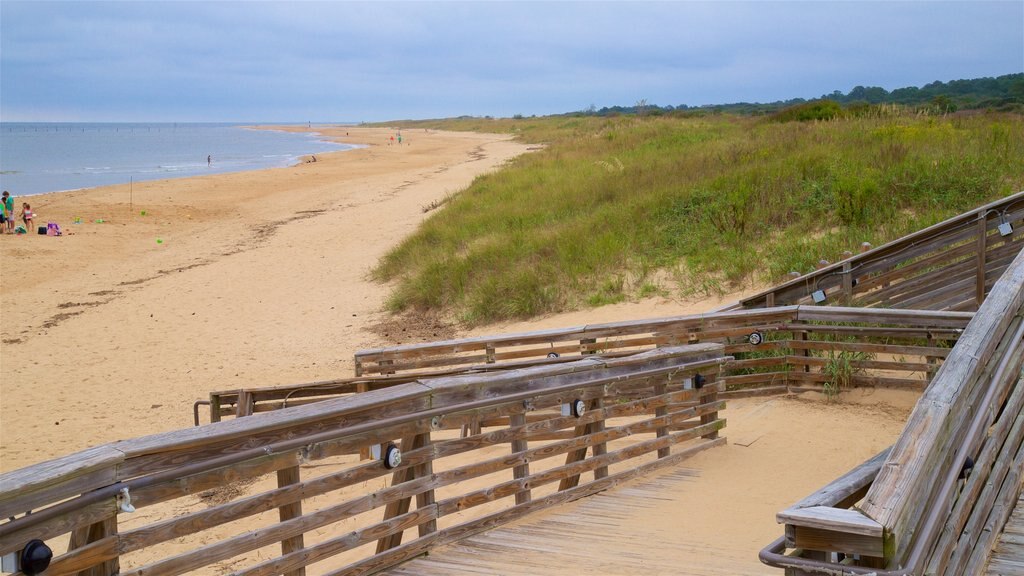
[
  {"left": 207, "top": 155, "right": 212, "bottom": 167},
  {"left": 2, "top": 191, "right": 14, "bottom": 234}
]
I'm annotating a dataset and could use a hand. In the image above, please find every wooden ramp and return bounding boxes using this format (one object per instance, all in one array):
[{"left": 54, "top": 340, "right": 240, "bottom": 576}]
[
  {"left": 383, "top": 466, "right": 770, "bottom": 576},
  {"left": 383, "top": 394, "right": 913, "bottom": 576},
  {"left": 987, "top": 494, "right": 1024, "bottom": 576}
]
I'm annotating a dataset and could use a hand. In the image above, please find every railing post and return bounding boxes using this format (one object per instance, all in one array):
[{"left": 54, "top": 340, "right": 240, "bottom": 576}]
[
  {"left": 654, "top": 382, "right": 669, "bottom": 458},
  {"left": 842, "top": 262, "right": 854, "bottom": 305},
  {"left": 235, "top": 389, "right": 254, "bottom": 417},
  {"left": 68, "top": 514, "right": 119, "bottom": 576},
  {"left": 580, "top": 337, "right": 596, "bottom": 355},
  {"left": 700, "top": 370, "right": 720, "bottom": 440},
  {"left": 977, "top": 211, "right": 988, "bottom": 307},
  {"left": 509, "top": 413, "right": 532, "bottom": 504},
  {"left": 376, "top": 433, "right": 423, "bottom": 553},
  {"left": 277, "top": 464, "right": 306, "bottom": 576},
  {"left": 209, "top": 393, "right": 222, "bottom": 423},
  {"left": 415, "top": 432, "right": 437, "bottom": 537},
  {"left": 590, "top": 398, "right": 608, "bottom": 479}
]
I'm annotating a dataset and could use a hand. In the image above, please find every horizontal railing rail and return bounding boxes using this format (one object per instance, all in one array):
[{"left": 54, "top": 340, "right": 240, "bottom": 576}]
[
  {"left": 199, "top": 307, "right": 972, "bottom": 424},
  {"left": 762, "top": 246, "right": 1024, "bottom": 575},
  {"left": 739, "top": 190, "right": 1024, "bottom": 311},
  {"left": 0, "top": 344, "right": 729, "bottom": 576}
]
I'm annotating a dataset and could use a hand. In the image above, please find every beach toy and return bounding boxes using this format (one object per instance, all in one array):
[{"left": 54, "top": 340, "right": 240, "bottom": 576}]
[
  {"left": 140, "top": 210, "right": 147, "bottom": 216},
  {"left": 73, "top": 217, "right": 82, "bottom": 224},
  {"left": 95, "top": 219, "right": 105, "bottom": 223},
  {"left": 156, "top": 238, "right": 163, "bottom": 244}
]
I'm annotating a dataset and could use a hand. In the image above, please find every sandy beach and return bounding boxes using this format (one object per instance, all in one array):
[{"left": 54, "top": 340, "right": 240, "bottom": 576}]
[
  {"left": 0, "top": 125, "right": 781, "bottom": 472},
  {"left": 0, "top": 127, "right": 919, "bottom": 573},
  {"left": 0, "top": 127, "right": 538, "bottom": 471}
]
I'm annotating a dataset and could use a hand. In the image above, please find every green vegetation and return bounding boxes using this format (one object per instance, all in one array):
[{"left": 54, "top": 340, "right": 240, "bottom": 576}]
[
  {"left": 373, "top": 110, "right": 1024, "bottom": 325},
  {"left": 823, "top": 349, "right": 871, "bottom": 399},
  {"left": 561, "top": 73, "right": 1024, "bottom": 117}
]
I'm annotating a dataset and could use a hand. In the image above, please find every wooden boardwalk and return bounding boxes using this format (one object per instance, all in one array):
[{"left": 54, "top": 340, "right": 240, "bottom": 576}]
[
  {"left": 383, "top": 466, "right": 772, "bottom": 576},
  {"left": 987, "top": 494, "right": 1024, "bottom": 576},
  {"left": 382, "top": 394, "right": 912, "bottom": 576}
]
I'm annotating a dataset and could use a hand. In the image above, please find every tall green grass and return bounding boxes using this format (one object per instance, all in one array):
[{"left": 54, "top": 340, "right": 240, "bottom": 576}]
[{"left": 374, "top": 112, "right": 1024, "bottom": 325}]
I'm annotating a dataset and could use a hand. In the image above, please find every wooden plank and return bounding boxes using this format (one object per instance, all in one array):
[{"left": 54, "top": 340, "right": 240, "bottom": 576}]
[
  {"left": 861, "top": 247, "right": 1024, "bottom": 565},
  {"left": 654, "top": 382, "right": 669, "bottom": 459},
  {"left": 233, "top": 507, "right": 438, "bottom": 576},
  {"left": 790, "top": 524, "right": 884, "bottom": 557},
  {"left": 414, "top": 432, "right": 437, "bottom": 539},
  {"left": 67, "top": 514, "right": 119, "bottom": 576},
  {"left": 0, "top": 445, "right": 123, "bottom": 520},
  {"left": 978, "top": 212, "right": 989, "bottom": 306},
  {"left": 0, "top": 498, "right": 116, "bottom": 556},
  {"left": 276, "top": 465, "right": 306, "bottom": 576},
  {"left": 39, "top": 534, "right": 119, "bottom": 576},
  {"left": 778, "top": 505, "right": 883, "bottom": 537},
  {"left": 376, "top": 434, "right": 421, "bottom": 554},
  {"left": 509, "top": 413, "right": 531, "bottom": 505}
]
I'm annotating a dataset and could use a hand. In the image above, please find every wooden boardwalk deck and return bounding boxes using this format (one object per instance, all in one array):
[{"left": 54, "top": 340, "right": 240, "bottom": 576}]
[
  {"left": 987, "top": 494, "right": 1024, "bottom": 576},
  {"left": 383, "top": 394, "right": 913, "bottom": 576},
  {"left": 383, "top": 466, "right": 771, "bottom": 576}
]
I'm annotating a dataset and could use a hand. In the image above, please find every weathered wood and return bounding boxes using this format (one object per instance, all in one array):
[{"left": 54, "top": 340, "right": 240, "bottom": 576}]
[
  {"left": 509, "top": 413, "right": 531, "bottom": 505},
  {"left": 0, "top": 445, "right": 123, "bottom": 521},
  {"left": 700, "top": 374, "right": 721, "bottom": 440},
  {"left": 39, "top": 533, "right": 118, "bottom": 576},
  {"left": 233, "top": 507, "right": 438, "bottom": 576},
  {"left": 276, "top": 465, "right": 306, "bottom": 576},
  {"left": 654, "top": 382, "right": 670, "bottom": 459},
  {"left": 1, "top": 344, "right": 730, "bottom": 576},
  {"left": 978, "top": 212, "right": 989, "bottom": 306},
  {"left": 376, "top": 434, "right": 422, "bottom": 554},
  {"left": 861, "top": 247, "right": 1024, "bottom": 566},
  {"left": 67, "top": 514, "right": 119, "bottom": 576},
  {"left": 0, "top": 498, "right": 116, "bottom": 557}
]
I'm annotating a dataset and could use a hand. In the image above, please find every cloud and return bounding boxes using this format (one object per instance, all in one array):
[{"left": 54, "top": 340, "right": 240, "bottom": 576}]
[{"left": 1, "top": 1, "right": 1021, "bottom": 121}]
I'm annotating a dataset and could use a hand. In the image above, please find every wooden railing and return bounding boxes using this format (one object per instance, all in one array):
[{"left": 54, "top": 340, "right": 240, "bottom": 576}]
[
  {"left": 740, "top": 190, "right": 1024, "bottom": 311},
  {"left": 0, "top": 344, "right": 728, "bottom": 576},
  {"left": 762, "top": 246, "right": 1024, "bottom": 574},
  {"left": 199, "top": 307, "right": 971, "bottom": 424}
]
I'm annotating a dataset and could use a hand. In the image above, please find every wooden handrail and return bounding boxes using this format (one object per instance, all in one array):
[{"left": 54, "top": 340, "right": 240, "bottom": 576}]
[
  {"left": 740, "top": 190, "right": 1024, "bottom": 310},
  {"left": 0, "top": 344, "right": 731, "bottom": 576},
  {"left": 766, "top": 246, "right": 1024, "bottom": 573}
]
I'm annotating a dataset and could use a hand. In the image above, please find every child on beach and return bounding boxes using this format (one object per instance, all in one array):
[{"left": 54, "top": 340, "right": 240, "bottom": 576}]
[{"left": 20, "top": 203, "right": 34, "bottom": 230}]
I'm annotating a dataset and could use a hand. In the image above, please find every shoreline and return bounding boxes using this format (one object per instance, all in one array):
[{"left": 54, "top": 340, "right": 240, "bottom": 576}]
[
  {"left": 1, "top": 122, "right": 357, "bottom": 198},
  {"left": 0, "top": 126, "right": 533, "bottom": 472}
]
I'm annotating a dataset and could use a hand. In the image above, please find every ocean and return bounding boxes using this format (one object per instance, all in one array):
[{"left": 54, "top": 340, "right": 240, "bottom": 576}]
[{"left": 0, "top": 122, "right": 355, "bottom": 196}]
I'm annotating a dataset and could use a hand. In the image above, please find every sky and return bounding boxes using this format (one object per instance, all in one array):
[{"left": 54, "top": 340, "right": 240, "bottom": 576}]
[{"left": 1, "top": 1, "right": 1022, "bottom": 123}]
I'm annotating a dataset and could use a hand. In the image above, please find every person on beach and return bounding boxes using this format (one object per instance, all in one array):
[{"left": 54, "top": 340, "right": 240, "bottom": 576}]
[
  {"left": 2, "top": 191, "right": 13, "bottom": 234},
  {"left": 207, "top": 155, "right": 212, "bottom": 167},
  {"left": 20, "top": 203, "right": 34, "bottom": 230}
]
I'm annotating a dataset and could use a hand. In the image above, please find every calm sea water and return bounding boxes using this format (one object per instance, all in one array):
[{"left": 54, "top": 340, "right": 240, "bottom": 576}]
[{"left": 0, "top": 122, "right": 355, "bottom": 196}]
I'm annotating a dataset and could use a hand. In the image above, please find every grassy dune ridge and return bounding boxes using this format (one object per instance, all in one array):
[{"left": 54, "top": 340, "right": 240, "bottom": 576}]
[{"left": 373, "top": 112, "right": 1024, "bottom": 325}]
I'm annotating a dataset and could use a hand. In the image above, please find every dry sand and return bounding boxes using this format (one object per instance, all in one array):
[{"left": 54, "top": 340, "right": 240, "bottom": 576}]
[
  {"left": 0, "top": 126, "right": 920, "bottom": 573},
  {"left": 0, "top": 126, "right": 534, "bottom": 471}
]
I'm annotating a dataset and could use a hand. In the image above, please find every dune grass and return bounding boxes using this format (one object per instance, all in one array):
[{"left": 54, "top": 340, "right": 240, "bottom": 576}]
[{"left": 373, "top": 111, "right": 1024, "bottom": 325}]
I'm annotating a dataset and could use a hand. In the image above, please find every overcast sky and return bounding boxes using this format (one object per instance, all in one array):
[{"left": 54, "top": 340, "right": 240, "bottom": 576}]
[{"left": 1, "top": 1, "right": 1021, "bottom": 122}]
